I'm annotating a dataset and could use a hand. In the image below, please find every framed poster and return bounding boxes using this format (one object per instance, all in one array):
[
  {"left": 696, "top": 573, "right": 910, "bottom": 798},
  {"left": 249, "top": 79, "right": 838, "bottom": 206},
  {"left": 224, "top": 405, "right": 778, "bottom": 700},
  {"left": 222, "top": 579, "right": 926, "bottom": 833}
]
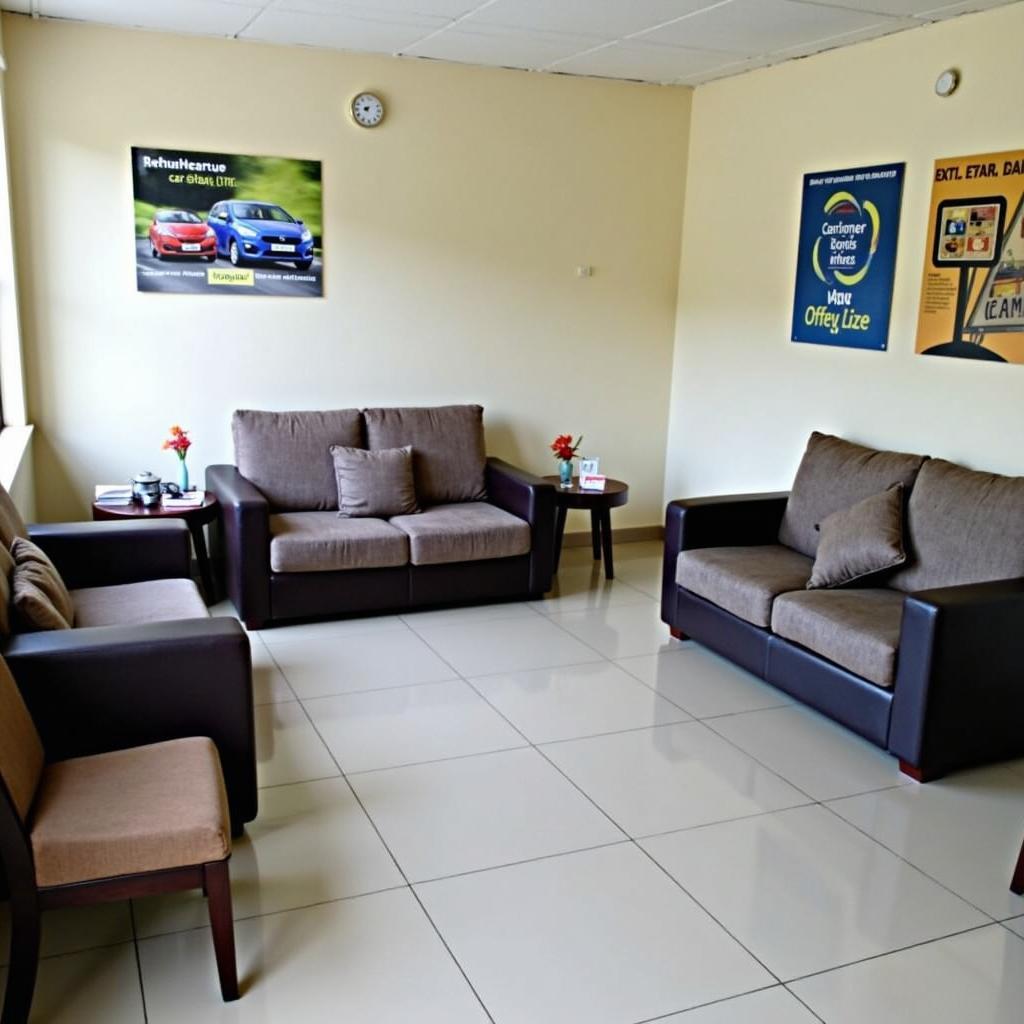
[
  {"left": 916, "top": 150, "right": 1024, "bottom": 363},
  {"left": 791, "top": 162, "right": 905, "bottom": 350},
  {"left": 132, "top": 146, "right": 323, "bottom": 297}
]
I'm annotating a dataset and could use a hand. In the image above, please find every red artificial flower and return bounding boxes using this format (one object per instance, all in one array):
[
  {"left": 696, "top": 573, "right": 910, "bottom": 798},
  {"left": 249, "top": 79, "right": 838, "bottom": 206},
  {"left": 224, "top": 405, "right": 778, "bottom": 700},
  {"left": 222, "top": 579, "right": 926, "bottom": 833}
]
[
  {"left": 163, "top": 425, "right": 192, "bottom": 458},
  {"left": 549, "top": 433, "right": 582, "bottom": 461}
]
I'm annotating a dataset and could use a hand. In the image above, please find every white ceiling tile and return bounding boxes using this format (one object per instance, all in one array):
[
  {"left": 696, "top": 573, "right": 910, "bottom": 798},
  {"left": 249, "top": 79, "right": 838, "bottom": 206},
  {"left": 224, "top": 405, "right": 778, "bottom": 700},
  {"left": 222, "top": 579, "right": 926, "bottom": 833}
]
[
  {"left": 464, "top": 0, "right": 728, "bottom": 39},
  {"left": 241, "top": 6, "right": 448, "bottom": 50},
  {"left": 402, "top": 23, "right": 607, "bottom": 69},
  {"left": 634, "top": 0, "right": 900, "bottom": 55},
  {"left": 911, "top": 0, "right": 1020, "bottom": 17},
  {"left": 37, "top": 0, "right": 263, "bottom": 36},
  {"left": 270, "top": 0, "right": 480, "bottom": 17},
  {"left": 771, "top": 15, "right": 918, "bottom": 58},
  {"left": 2, "top": 1, "right": 32, "bottom": 13},
  {"left": 805, "top": 0, "right": 1016, "bottom": 18},
  {"left": 549, "top": 40, "right": 740, "bottom": 82}
]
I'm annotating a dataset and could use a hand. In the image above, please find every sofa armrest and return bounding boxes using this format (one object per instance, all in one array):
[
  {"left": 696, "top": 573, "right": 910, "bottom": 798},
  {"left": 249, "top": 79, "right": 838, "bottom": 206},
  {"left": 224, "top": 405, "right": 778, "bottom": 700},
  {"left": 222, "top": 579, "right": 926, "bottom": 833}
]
[
  {"left": 889, "top": 576, "right": 1024, "bottom": 778},
  {"left": 486, "top": 457, "right": 556, "bottom": 595},
  {"left": 28, "top": 520, "right": 191, "bottom": 589},
  {"left": 206, "top": 464, "right": 271, "bottom": 629},
  {"left": 3, "top": 617, "right": 257, "bottom": 832},
  {"left": 662, "top": 492, "right": 790, "bottom": 621}
]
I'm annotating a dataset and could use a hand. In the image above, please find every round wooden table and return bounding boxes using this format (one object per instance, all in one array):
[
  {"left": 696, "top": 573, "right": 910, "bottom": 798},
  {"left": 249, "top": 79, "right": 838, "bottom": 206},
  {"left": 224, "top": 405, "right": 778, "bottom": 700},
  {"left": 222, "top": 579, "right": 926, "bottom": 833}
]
[
  {"left": 91, "top": 492, "right": 219, "bottom": 602},
  {"left": 542, "top": 477, "right": 629, "bottom": 580}
]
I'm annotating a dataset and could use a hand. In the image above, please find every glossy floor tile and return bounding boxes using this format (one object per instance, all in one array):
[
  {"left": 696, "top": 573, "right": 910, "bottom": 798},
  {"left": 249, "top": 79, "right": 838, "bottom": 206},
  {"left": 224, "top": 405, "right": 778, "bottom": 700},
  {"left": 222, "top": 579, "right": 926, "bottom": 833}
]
[
  {"left": 253, "top": 700, "right": 340, "bottom": 788},
  {"left": 529, "top": 564, "right": 653, "bottom": 614},
  {"left": 249, "top": 635, "right": 295, "bottom": 705},
  {"left": 139, "top": 888, "right": 489, "bottom": 1023},
  {"left": 1006, "top": 917, "right": 1024, "bottom": 939},
  {"left": 416, "top": 843, "right": 773, "bottom": 1024},
  {"left": 304, "top": 678, "right": 527, "bottom": 773},
  {"left": 790, "top": 925, "right": 1024, "bottom": 1024},
  {"left": 133, "top": 776, "right": 404, "bottom": 936},
  {"left": 829, "top": 765, "right": 1024, "bottom": 919},
  {"left": 0, "top": 942, "right": 145, "bottom": 1023},
  {"left": 350, "top": 747, "right": 624, "bottom": 881},
  {"left": 410, "top": 615, "right": 602, "bottom": 676},
  {"left": 643, "top": 804, "right": 986, "bottom": 980},
  {"left": 400, "top": 600, "right": 540, "bottom": 627},
  {"left": 258, "top": 613, "right": 410, "bottom": 645},
  {"left": 549, "top": 601, "right": 684, "bottom": 658},
  {"left": 266, "top": 629, "right": 457, "bottom": 698},
  {"left": 657, "top": 986, "right": 820, "bottom": 1022},
  {"left": 470, "top": 660, "right": 690, "bottom": 744},
  {"left": 0, "top": 902, "right": 133, "bottom": 966},
  {"left": 707, "top": 704, "right": 908, "bottom": 801},
  {"left": 541, "top": 722, "right": 807, "bottom": 837},
  {"left": 617, "top": 646, "right": 791, "bottom": 719}
]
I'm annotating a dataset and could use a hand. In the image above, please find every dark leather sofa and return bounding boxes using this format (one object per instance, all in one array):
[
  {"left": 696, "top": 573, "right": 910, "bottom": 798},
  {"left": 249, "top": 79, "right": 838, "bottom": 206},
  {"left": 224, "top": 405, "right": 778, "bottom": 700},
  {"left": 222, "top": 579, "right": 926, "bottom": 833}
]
[
  {"left": 208, "top": 406, "right": 555, "bottom": 630},
  {"left": 661, "top": 433, "right": 1024, "bottom": 782},
  {"left": 2, "top": 517, "right": 257, "bottom": 833}
]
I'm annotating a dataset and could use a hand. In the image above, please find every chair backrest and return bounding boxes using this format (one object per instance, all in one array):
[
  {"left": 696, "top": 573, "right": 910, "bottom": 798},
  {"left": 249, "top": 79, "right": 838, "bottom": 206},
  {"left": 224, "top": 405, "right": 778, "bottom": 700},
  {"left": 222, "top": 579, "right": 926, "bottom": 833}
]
[
  {"left": 0, "top": 655, "right": 44, "bottom": 823},
  {"left": 0, "top": 483, "right": 28, "bottom": 550}
]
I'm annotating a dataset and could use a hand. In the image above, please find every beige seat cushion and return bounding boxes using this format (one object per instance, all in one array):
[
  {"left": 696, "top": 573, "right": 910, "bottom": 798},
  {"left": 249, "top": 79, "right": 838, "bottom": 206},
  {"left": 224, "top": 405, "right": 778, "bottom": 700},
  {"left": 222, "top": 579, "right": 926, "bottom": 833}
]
[
  {"left": 71, "top": 579, "right": 209, "bottom": 628},
  {"left": 269, "top": 512, "right": 409, "bottom": 572},
  {"left": 30, "top": 737, "right": 230, "bottom": 888},
  {"left": 779, "top": 432, "right": 926, "bottom": 558},
  {"left": 390, "top": 502, "right": 530, "bottom": 566},
  {"left": 364, "top": 405, "right": 487, "bottom": 505},
  {"left": 232, "top": 408, "right": 364, "bottom": 511},
  {"left": 676, "top": 545, "right": 813, "bottom": 628},
  {"left": 890, "top": 458, "right": 1024, "bottom": 593},
  {"left": 771, "top": 588, "right": 905, "bottom": 688}
]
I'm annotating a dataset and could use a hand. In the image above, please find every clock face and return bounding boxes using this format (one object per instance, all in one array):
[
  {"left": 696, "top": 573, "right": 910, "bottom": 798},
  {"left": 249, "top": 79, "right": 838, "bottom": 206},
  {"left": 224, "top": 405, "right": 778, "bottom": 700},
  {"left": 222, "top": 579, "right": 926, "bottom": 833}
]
[{"left": 352, "top": 93, "right": 384, "bottom": 127}]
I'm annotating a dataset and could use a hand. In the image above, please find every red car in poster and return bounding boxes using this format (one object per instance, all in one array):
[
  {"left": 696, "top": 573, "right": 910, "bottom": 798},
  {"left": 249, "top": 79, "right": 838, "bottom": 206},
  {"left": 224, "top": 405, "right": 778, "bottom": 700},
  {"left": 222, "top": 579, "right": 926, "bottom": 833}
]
[{"left": 148, "top": 209, "right": 216, "bottom": 261}]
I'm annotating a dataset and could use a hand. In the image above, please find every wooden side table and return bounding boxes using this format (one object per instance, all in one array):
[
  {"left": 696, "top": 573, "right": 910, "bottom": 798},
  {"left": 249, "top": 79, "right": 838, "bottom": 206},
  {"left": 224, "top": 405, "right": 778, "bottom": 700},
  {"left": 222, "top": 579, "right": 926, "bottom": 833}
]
[
  {"left": 542, "top": 477, "right": 629, "bottom": 580},
  {"left": 92, "top": 492, "right": 219, "bottom": 602}
]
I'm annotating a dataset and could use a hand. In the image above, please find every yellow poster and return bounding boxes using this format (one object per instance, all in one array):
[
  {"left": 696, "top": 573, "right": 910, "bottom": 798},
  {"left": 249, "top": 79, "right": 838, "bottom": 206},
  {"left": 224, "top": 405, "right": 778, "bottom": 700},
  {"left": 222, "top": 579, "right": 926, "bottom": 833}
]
[{"left": 915, "top": 149, "right": 1024, "bottom": 363}]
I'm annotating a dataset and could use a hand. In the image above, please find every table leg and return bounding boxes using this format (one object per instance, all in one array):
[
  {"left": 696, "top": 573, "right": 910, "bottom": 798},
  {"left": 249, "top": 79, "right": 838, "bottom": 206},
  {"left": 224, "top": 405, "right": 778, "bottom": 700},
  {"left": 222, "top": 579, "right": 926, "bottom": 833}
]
[
  {"left": 190, "top": 521, "right": 216, "bottom": 604},
  {"left": 553, "top": 505, "right": 568, "bottom": 574},
  {"left": 590, "top": 509, "right": 602, "bottom": 560},
  {"left": 600, "top": 509, "right": 615, "bottom": 580}
]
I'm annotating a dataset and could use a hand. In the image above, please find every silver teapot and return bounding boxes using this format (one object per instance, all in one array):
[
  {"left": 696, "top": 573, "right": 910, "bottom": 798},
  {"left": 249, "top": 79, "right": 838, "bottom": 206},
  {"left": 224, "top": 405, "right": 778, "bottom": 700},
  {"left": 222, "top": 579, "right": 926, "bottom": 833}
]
[{"left": 132, "top": 471, "right": 162, "bottom": 507}]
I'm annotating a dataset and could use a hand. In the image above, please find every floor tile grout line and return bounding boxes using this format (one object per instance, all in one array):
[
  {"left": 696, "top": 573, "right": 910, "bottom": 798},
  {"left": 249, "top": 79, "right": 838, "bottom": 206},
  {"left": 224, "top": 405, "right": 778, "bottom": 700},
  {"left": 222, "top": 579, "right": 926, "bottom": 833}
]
[
  {"left": 127, "top": 900, "right": 150, "bottom": 1024},
  {"left": 288, "top": 682, "right": 499, "bottom": 1024},
  {"left": 627, "top": 982, "right": 806, "bottom": 1024}
]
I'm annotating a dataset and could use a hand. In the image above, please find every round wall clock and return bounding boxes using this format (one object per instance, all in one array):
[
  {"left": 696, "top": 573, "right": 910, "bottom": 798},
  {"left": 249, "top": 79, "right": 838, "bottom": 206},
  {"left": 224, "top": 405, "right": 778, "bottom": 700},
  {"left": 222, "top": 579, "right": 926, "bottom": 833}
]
[{"left": 351, "top": 93, "right": 385, "bottom": 127}]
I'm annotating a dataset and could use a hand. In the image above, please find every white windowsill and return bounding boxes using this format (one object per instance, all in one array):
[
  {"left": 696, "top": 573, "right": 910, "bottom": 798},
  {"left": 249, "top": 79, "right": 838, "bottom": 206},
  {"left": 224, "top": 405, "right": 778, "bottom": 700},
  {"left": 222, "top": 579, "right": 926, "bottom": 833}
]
[{"left": 0, "top": 422, "right": 33, "bottom": 492}]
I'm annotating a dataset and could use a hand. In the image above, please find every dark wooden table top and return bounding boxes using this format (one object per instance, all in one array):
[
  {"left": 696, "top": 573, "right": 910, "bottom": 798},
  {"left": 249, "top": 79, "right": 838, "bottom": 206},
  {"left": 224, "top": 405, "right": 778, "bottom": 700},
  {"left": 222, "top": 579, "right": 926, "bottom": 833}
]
[
  {"left": 92, "top": 491, "right": 219, "bottom": 523},
  {"left": 542, "top": 476, "right": 629, "bottom": 510}
]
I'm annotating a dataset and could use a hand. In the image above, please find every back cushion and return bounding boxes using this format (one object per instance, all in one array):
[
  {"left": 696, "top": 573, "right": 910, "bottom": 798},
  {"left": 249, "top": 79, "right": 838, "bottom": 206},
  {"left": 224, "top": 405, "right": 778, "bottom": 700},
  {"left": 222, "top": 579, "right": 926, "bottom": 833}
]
[
  {"left": 779, "top": 432, "right": 927, "bottom": 557},
  {"left": 0, "top": 543, "right": 13, "bottom": 635},
  {"left": 0, "top": 655, "right": 44, "bottom": 821},
  {"left": 232, "top": 409, "right": 364, "bottom": 511},
  {"left": 890, "top": 459, "right": 1024, "bottom": 592},
  {"left": 0, "top": 483, "right": 28, "bottom": 549},
  {"left": 363, "top": 405, "right": 487, "bottom": 505}
]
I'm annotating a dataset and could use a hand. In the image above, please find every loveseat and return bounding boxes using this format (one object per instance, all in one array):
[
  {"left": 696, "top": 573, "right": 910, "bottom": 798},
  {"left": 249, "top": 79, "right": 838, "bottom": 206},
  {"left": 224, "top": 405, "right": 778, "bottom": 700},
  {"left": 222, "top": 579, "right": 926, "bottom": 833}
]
[
  {"left": 208, "top": 405, "right": 555, "bottom": 629},
  {"left": 0, "top": 488, "right": 257, "bottom": 833},
  {"left": 661, "top": 432, "right": 1024, "bottom": 781}
]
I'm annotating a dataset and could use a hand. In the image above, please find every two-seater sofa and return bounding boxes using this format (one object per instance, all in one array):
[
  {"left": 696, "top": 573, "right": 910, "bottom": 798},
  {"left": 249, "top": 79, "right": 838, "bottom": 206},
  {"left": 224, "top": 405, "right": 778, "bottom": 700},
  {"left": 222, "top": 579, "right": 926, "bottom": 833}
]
[
  {"left": 208, "top": 405, "right": 555, "bottom": 629},
  {"left": 662, "top": 431, "right": 1024, "bottom": 781}
]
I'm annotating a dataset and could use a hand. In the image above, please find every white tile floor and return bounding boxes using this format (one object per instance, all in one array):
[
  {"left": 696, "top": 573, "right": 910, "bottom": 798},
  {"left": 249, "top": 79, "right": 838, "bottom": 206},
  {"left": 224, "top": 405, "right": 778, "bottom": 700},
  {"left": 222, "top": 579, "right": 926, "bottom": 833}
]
[{"left": 13, "top": 542, "right": 1024, "bottom": 1022}]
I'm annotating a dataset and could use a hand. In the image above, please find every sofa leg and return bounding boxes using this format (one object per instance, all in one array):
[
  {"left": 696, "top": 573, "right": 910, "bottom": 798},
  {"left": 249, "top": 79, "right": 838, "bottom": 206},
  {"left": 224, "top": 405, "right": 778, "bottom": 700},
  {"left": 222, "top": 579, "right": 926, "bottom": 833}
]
[
  {"left": 1012, "top": 835, "right": 1024, "bottom": 896},
  {"left": 669, "top": 627, "right": 688, "bottom": 641},
  {"left": 899, "top": 759, "right": 943, "bottom": 783}
]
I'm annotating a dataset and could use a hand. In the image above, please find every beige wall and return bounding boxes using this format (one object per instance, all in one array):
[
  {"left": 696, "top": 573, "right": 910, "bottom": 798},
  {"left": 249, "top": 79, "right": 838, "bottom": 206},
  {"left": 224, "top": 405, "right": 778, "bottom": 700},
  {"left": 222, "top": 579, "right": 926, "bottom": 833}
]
[
  {"left": 3, "top": 14, "right": 690, "bottom": 524},
  {"left": 665, "top": 2, "right": 1024, "bottom": 502}
]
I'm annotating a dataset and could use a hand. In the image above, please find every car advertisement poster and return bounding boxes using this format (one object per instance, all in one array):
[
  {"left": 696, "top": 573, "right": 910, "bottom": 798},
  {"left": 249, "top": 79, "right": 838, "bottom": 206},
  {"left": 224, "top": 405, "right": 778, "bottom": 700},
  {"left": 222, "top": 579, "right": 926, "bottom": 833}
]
[
  {"left": 915, "top": 149, "right": 1024, "bottom": 363},
  {"left": 791, "top": 162, "right": 905, "bottom": 351},
  {"left": 132, "top": 146, "right": 322, "bottom": 297}
]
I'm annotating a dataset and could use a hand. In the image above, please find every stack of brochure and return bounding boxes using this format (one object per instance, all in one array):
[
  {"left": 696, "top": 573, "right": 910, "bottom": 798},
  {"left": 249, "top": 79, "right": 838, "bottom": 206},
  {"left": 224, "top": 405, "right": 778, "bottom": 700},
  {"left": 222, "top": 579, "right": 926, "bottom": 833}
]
[
  {"left": 162, "top": 491, "right": 205, "bottom": 509},
  {"left": 94, "top": 484, "right": 133, "bottom": 506}
]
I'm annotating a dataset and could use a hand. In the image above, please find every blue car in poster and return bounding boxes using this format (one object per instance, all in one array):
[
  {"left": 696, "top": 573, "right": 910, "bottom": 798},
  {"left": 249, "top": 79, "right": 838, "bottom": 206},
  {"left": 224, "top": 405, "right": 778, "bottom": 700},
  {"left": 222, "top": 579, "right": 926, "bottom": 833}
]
[{"left": 207, "top": 200, "right": 314, "bottom": 270}]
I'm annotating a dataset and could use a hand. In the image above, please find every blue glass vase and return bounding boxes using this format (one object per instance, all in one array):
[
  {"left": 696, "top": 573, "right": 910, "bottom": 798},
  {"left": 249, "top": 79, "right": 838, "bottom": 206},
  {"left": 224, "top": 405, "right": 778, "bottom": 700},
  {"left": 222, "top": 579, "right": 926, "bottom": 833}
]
[
  {"left": 178, "top": 459, "right": 189, "bottom": 492},
  {"left": 559, "top": 459, "right": 573, "bottom": 488}
]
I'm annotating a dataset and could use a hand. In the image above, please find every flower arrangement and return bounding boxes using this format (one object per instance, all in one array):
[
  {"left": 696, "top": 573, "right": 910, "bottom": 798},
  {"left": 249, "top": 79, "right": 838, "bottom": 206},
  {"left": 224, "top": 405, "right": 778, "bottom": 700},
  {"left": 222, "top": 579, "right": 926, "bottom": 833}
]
[
  {"left": 162, "top": 425, "right": 192, "bottom": 491},
  {"left": 550, "top": 433, "right": 583, "bottom": 462}
]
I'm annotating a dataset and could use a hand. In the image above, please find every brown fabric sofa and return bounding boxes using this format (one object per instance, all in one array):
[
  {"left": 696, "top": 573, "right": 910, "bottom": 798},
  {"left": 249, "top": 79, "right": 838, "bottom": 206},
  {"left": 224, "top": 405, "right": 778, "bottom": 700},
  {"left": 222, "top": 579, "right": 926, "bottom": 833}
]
[
  {"left": 208, "top": 405, "right": 555, "bottom": 629},
  {"left": 662, "top": 432, "right": 1024, "bottom": 780},
  {"left": 0, "top": 492, "right": 257, "bottom": 833}
]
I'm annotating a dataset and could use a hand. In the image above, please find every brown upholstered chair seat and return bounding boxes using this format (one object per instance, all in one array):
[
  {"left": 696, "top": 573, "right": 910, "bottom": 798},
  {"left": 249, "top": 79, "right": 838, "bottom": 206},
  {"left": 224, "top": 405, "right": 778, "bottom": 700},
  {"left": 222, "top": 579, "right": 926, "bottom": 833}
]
[
  {"left": 30, "top": 737, "right": 230, "bottom": 888},
  {"left": 676, "top": 545, "right": 813, "bottom": 628},
  {"left": 269, "top": 512, "right": 410, "bottom": 572},
  {"left": 70, "top": 578, "right": 209, "bottom": 628},
  {"left": 391, "top": 502, "right": 531, "bottom": 566},
  {"left": 771, "top": 588, "right": 905, "bottom": 688}
]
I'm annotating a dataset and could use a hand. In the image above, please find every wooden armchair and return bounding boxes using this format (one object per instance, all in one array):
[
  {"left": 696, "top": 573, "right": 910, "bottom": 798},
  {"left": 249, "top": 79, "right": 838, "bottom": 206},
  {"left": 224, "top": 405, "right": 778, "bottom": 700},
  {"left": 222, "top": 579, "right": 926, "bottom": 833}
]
[{"left": 0, "top": 656, "right": 239, "bottom": 1023}]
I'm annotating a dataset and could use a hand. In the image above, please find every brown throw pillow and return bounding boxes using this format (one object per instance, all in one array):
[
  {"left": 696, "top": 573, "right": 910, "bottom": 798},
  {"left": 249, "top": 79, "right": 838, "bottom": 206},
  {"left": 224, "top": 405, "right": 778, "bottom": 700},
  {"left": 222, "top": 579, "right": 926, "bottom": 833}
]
[
  {"left": 807, "top": 484, "right": 906, "bottom": 590},
  {"left": 10, "top": 537, "right": 74, "bottom": 631},
  {"left": 330, "top": 445, "right": 419, "bottom": 519}
]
